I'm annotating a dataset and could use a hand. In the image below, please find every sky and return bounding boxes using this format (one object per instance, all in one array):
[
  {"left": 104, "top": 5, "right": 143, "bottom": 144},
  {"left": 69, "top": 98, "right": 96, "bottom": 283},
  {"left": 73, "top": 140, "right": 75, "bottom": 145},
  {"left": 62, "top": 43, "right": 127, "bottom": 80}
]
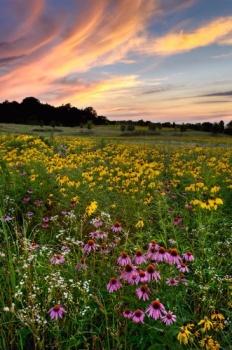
[{"left": 0, "top": 0, "right": 232, "bottom": 123}]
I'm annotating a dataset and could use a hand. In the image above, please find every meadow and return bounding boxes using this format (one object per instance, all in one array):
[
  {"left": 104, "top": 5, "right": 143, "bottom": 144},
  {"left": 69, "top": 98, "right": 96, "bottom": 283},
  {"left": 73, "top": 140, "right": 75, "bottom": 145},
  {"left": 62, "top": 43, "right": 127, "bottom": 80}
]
[{"left": 0, "top": 130, "right": 231, "bottom": 349}]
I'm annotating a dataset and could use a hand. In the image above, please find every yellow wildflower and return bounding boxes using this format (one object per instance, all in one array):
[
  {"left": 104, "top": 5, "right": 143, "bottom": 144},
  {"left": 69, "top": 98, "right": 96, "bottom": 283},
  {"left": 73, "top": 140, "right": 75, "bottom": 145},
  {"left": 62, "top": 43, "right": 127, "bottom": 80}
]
[
  {"left": 135, "top": 219, "right": 144, "bottom": 229},
  {"left": 86, "top": 201, "right": 98, "bottom": 216},
  {"left": 198, "top": 317, "right": 213, "bottom": 332}
]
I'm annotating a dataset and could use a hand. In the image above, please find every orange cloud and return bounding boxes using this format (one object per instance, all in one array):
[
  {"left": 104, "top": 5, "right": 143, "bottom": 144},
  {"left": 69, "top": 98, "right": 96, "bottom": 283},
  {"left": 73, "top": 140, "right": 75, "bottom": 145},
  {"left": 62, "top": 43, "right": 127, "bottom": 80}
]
[{"left": 145, "top": 16, "right": 232, "bottom": 55}]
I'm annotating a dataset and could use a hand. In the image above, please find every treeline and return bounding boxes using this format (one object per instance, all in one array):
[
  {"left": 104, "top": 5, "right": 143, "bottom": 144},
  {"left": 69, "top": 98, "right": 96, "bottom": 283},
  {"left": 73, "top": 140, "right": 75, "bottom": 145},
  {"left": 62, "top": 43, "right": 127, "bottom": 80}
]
[
  {"left": 115, "top": 120, "right": 232, "bottom": 135},
  {"left": 0, "top": 97, "right": 108, "bottom": 126},
  {"left": 0, "top": 97, "right": 232, "bottom": 134}
]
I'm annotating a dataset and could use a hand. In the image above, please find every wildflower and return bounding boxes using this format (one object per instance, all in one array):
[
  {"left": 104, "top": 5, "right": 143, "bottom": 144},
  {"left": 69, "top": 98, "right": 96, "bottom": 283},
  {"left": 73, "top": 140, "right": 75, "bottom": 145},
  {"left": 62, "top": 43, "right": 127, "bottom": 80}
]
[
  {"left": 135, "top": 219, "right": 144, "bottom": 229},
  {"left": 83, "top": 240, "right": 96, "bottom": 254},
  {"left": 26, "top": 211, "right": 34, "bottom": 219},
  {"left": 107, "top": 278, "right": 122, "bottom": 293},
  {"left": 146, "top": 300, "right": 165, "bottom": 320},
  {"left": 138, "top": 269, "right": 149, "bottom": 283},
  {"left": 50, "top": 254, "right": 65, "bottom": 265},
  {"left": 168, "top": 248, "right": 181, "bottom": 265},
  {"left": 173, "top": 215, "right": 183, "bottom": 226},
  {"left": 91, "top": 217, "right": 103, "bottom": 228},
  {"left": 29, "top": 242, "right": 39, "bottom": 251},
  {"left": 136, "top": 285, "right": 150, "bottom": 301},
  {"left": 182, "top": 251, "right": 194, "bottom": 262},
  {"left": 22, "top": 195, "right": 30, "bottom": 204},
  {"left": 123, "top": 309, "right": 133, "bottom": 319},
  {"left": 153, "top": 246, "right": 169, "bottom": 263},
  {"left": 211, "top": 311, "right": 225, "bottom": 321},
  {"left": 166, "top": 277, "right": 179, "bottom": 286},
  {"left": 75, "top": 258, "right": 87, "bottom": 271},
  {"left": 3, "top": 215, "right": 14, "bottom": 222},
  {"left": 117, "top": 252, "right": 131, "bottom": 266},
  {"left": 48, "top": 304, "right": 66, "bottom": 320},
  {"left": 177, "top": 262, "right": 189, "bottom": 273},
  {"left": 161, "top": 311, "right": 177, "bottom": 325},
  {"left": 85, "top": 201, "right": 98, "bottom": 216},
  {"left": 111, "top": 221, "right": 122, "bottom": 232},
  {"left": 199, "top": 336, "right": 220, "bottom": 350},
  {"left": 177, "top": 326, "right": 192, "bottom": 345},
  {"left": 134, "top": 250, "right": 146, "bottom": 265},
  {"left": 132, "top": 309, "right": 145, "bottom": 324},
  {"left": 148, "top": 240, "right": 159, "bottom": 250},
  {"left": 89, "top": 231, "right": 107, "bottom": 239},
  {"left": 121, "top": 264, "right": 136, "bottom": 283},
  {"left": 198, "top": 317, "right": 213, "bottom": 332},
  {"left": 146, "top": 264, "right": 161, "bottom": 282}
]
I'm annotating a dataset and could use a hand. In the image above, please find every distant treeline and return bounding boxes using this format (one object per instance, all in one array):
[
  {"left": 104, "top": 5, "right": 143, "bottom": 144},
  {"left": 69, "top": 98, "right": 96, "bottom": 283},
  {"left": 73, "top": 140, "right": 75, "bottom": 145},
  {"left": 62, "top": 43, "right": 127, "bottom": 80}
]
[
  {"left": 0, "top": 97, "right": 232, "bottom": 134},
  {"left": 0, "top": 97, "right": 108, "bottom": 126}
]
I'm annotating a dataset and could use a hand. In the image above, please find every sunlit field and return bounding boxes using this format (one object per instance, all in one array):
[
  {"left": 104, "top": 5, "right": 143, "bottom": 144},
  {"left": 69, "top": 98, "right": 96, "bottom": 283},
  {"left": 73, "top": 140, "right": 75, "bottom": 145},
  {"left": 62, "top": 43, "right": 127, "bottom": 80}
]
[{"left": 0, "top": 133, "right": 231, "bottom": 350}]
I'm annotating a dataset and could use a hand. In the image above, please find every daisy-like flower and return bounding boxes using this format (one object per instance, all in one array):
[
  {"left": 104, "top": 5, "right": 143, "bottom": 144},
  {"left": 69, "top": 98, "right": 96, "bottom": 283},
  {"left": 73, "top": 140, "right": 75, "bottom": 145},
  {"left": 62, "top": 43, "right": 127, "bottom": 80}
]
[
  {"left": 177, "top": 262, "right": 189, "bottom": 273},
  {"left": 26, "top": 211, "right": 34, "bottom": 219},
  {"left": 146, "top": 300, "right": 165, "bottom": 320},
  {"left": 178, "top": 274, "right": 188, "bottom": 285},
  {"left": 117, "top": 252, "right": 131, "bottom": 266},
  {"left": 123, "top": 309, "right": 133, "bottom": 319},
  {"left": 89, "top": 231, "right": 107, "bottom": 239},
  {"left": 132, "top": 309, "right": 145, "bottom": 324},
  {"left": 107, "top": 277, "right": 122, "bottom": 293},
  {"left": 111, "top": 222, "right": 122, "bottom": 233},
  {"left": 136, "top": 285, "right": 151, "bottom": 301},
  {"left": 146, "top": 264, "right": 161, "bottom": 282},
  {"left": 134, "top": 250, "right": 146, "bottom": 265},
  {"left": 198, "top": 317, "right": 213, "bottom": 332},
  {"left": 121, "top": 264, "right": 136, "bottom": 282},
  {"left": 146, "top": 247, "right": 157, "bottom": 261},
  {"left": 168, "top": 248, "right": 181, "bottom": 265},
  {"left": 75, "top": 258, "right": 87, "bottom": 271},
  {"left": 127, "top": 271, "right": 140, "bottom": 285},
  {"left": 138, "top": 269, "right": 149, "bottom": 284},
  {"left": 50, "top": 254, "right": 65, "bottom": 265},
  {"left": 173, "top": 215, "right": 183, "bottom": 226},
  {"left": 3, "top": 215, "right": 14, "bottom": 222},
  {"left": 177, "top": 326, "right": 192, "bottom": 345},
  {"left": 182, "top": 251, "right": 194, "bottom": 262},
  {"left": 211, "top": 311, "right": 225, "bottom": 321},
  {"left": 166, "top": 277, "right": 179, "bottom": 286},
  {"left": 83, "top": 240, "right": 96, "bottom": 254},
  {"left": 91, "top": 217, "right": 103, "bottom": 228},
  {"left": 148, "top": 240, "right": 159, "bottom": 250},
  {"left": 154, "top": 247, "right": 169, "bottom": 263},
  {"left": 161, "top": 311, "right": 177, "bottom": 325},
  {"left": 48, "top": 304, "right": 66, "bottom": 320},
  {"left": 29, "top": 242, "right": 40, "bottom": 251}
]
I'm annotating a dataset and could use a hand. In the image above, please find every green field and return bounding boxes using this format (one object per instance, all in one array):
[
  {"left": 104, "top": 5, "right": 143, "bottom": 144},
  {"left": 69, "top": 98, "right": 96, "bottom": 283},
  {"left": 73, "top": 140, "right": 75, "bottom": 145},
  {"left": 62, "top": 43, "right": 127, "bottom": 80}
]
[{"left": 0, "top": 130, "right": 231, "bottom": 349}]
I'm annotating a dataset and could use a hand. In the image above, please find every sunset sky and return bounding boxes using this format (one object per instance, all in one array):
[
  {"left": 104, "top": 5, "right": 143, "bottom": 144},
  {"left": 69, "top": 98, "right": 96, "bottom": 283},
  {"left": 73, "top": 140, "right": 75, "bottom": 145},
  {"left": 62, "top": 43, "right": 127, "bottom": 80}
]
[{"left": 0, "top": 0, "right": 232, "bottom": 122}]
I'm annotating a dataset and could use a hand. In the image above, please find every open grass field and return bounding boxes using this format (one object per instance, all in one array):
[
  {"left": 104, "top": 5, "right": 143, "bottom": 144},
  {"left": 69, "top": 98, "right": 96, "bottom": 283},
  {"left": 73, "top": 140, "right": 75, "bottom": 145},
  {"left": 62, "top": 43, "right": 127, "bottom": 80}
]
[{"left": 0, "top": 130, "right": 231, "bottom": 349}]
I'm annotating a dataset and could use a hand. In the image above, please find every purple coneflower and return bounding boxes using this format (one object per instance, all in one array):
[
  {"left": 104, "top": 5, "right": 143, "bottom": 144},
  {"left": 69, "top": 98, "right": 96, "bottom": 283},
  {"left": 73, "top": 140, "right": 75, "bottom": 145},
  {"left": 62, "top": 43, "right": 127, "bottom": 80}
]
[
  {"left": 154, "top": 247, "right": 169, "bottom": 263},
  {"left": 148, "top": 240, "right": 159, "bottom": 250},
  {"left": 173, "top": 215, "right": 183, "bottom": 226},
  {"left": 127, "top": 271, "right": 140, "bottom": 285},
  {"left": 50, "top": 254, "right": 65, "bottom": 265},
  {"left": 138, "top": 269, "right": 149, "bottom": 283},
  {"left": 22, "top": 195, "right": 31, "bottom": 204},
  {"left": 29, "top": 242, "right": 39, "bottom": 251},
  {"left": 83, "top": 240, "right": 96, "bottom": 254},
  {"left": 132, "top": 309, "right": 145, "bottom": 324},
  {"left": 166, "top": 277, "right": 179, "bottom": 286},
  {"left": 177, "top": 262, "right": 189, "bottom": 273},
  {"left": 34, "top": 199, "right": 43, "bottom": 207},
  {"left": 146, "top": 247, "right": 157, "bottom": 261},
  {"left": 121, "top": 264, "right": 136, "bottom": 282},
  {"left": 111, "top": 222, "right": 122, "bottom": 233},
  {"left": 182, "top": 251, "right": 194, "bottom": 262},
  {"left": 48, "top": 304, "right": 66, "bottom": 320},
  {"left": 117, "top": 252, "right": 131, "bottom": 266},
  {"left": 3, "top": 215, "right": 14, "bottom": 222},
  {"left": 75, "top": 258, "right": 87, "bottom": 271},
  {"left": 107, "top": 277, "right": 122, "bottom": 293},
  {"left": 146, "top": 264, "right": 161, "bottom": 282},
  {"left": 26, "top": 211, "right": 34, "bottom": 219},
  {"left": 91, "top": 217, "right": 103, "bottom": 228},
  {"left": 134, "top": 250, "right": 146, "bottom": 265},
  {"left": 136, "top": 285, "right": 151, "bottom": 301},
  {"left": 168, "top": 248, "right": 181, "bottom": 265},
  {"left": 123, "top": 309, "right": 133, "bottom": 319},
  {"left": 146, "top": 300, "right": 165, "bottom": 320},
  {"left": 161, "top": 311, "right": 177, "bottom": 325},
  {"left": 89, "top": 231, "right": 107, "bottom": 239}
]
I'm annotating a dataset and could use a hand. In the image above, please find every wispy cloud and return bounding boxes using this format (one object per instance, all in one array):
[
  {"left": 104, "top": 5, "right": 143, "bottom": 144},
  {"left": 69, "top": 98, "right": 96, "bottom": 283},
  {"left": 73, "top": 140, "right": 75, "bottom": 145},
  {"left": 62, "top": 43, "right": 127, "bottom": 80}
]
[{"left": 143, "top": 16, "right": 232, "bottom": 55}]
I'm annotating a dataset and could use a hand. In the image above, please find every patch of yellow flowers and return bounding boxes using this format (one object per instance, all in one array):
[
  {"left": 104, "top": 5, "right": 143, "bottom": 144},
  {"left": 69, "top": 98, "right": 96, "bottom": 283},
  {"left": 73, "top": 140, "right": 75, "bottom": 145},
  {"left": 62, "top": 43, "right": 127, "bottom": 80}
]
[{"left": 177, "top": 311, "right": 225, "bottom": 349}]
